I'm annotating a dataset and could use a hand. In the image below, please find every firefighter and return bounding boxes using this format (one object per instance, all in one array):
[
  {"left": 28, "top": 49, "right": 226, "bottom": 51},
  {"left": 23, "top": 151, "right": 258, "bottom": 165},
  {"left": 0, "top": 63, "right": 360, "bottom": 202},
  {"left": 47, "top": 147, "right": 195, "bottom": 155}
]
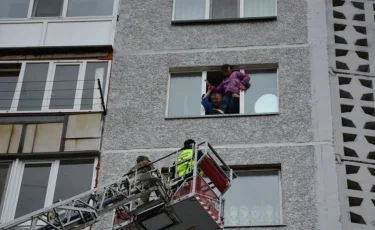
[
  {"left": 173, "top": 139, "right": 203, "bottom": 183},
  {"left": 127, "top": 155, "right": 155, "bottom": 203}
]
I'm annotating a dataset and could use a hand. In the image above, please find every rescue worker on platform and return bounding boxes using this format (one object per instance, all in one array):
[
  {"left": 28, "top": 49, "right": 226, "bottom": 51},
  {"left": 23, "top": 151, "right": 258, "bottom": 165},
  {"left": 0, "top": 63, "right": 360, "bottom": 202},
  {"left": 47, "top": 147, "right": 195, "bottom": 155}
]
[
  {"left": 127, "top": 155, "right": 155, "bottom": 203},
  {"left": 172, "top": 139, "right": 204, "bottom": 187}
]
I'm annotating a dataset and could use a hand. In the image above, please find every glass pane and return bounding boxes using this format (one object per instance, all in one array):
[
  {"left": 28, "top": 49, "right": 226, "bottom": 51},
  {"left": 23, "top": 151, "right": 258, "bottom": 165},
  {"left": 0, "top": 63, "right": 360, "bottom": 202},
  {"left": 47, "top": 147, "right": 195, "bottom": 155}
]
[
  {"left": 18, "top": 63, "right": 49, "bottom": 111},
  {"left": 244, "top": 0, "right": 276, "bottom": 18},
  {"left": 33, "top": 0, "right": 63, "bottom": 17},
  {"left": 49, "top": 65, "right": 80, "bottom": 110},
  {"left": 0, "top": 0, "right": 30, "bottom": 18},
  {"left": 224, "top": 171, "right": 281, "bottom": 226},
  {"left": 0, "top": 164, "right": 11, "bottom": 216},
  {"left": 67, "top": 0, "right": 114, "bottom": 17},
  {"left": 168, "top": 73, "right": 202, "bottom": 117},
  {"left": 174, "top": 0, "right": 206, "bottom": 21},
  {"left": 0, "top": 64, "right": 21, "bottom": 111},
  {"left": 53, "top": 159, "right": 94, "bottom": 202},
  {"left": 212, "top": 0, "right": 238, "bottom": 19},
  {"left": 244, "top": 70, "right": 278, "bottom": 114},
  {"left": 81, "top": 62, "right": 108, "bottom": 110},
  {"left": 15, "top": 163, "right": 51, "bottom": 218}
]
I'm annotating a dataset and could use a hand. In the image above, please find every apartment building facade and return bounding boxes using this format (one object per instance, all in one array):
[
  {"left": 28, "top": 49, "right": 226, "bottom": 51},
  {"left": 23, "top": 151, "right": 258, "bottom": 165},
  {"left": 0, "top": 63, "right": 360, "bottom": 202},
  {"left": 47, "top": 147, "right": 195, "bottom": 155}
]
[
  {"left": 96, "top": 0, "right": 342, "bottom": 229},
  {"left": 0, "top": 0, "right": 118, "bottom": 226}
]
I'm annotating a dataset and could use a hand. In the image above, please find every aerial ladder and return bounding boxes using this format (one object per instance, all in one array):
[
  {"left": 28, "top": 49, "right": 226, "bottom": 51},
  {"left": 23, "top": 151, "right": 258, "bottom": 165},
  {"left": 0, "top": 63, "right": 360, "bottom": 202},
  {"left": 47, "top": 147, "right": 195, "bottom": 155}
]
[{"left": 0, "top": 141, "right": 236, "bottom": 230}]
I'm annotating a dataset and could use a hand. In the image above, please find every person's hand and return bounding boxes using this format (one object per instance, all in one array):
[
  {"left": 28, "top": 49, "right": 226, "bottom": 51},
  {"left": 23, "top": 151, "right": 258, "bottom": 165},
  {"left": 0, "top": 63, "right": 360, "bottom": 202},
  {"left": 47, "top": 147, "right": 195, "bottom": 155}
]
[
  {"left": 239, "top": 84, "right": 245, "bottom": 91},
  {"left": 232, "top": 93, "right": 240, "bottom": 98},
  {"left": 208, "top": 85, "right": 215, "bottom": 91}
]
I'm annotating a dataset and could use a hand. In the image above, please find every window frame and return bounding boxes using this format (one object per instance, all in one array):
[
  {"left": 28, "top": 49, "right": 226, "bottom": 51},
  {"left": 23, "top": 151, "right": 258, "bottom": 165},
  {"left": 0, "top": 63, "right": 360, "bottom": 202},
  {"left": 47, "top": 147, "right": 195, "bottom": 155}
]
[
  {"left": 0, "top": 158, "right": 98, "bottom": 223},
  {"left": 172, "top": 0, "right": 277, "bottom": 23},
  {"left": 165, "top": 67, "right": 279, "bottom": 119},
  {"left": 224, "top": 168, "right": 283, "bottom": 228},
  {"left": 0, "top": 0, "right": 119, "bottom": 20},
  {"left": 0, "top": 60, "right": 111, "bottom": 114}
]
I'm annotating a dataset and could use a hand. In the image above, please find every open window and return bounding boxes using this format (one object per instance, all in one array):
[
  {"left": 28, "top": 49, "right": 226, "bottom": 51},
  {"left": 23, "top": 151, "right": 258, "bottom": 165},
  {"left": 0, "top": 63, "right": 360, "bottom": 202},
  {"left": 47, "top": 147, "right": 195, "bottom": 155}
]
[{"left": 166, "top": 67, "right": 278, "bottom": 118}]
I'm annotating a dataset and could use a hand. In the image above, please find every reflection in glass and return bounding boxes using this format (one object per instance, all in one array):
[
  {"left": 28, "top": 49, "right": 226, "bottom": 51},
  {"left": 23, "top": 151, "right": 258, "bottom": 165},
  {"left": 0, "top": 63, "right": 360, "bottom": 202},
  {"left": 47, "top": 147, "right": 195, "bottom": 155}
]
[
  {"left": 174, "top": 0, "right": 206, "bottom": 21},
  {"left": 15, "top": 164, "right": 51, "bottom": 218},
  {"left": 244, "top": 0, "right": 277, "bottom": 18},
  {"left": 67, "top": 0, "right": 114, "bottom": 17},
  {"left": 0, "top": 0, "right": 30, "bottom": 18},
  {"left": 245, "top": 70, "right": 278, "bottom": 114},
  {"left": 0, "top": 164, "right": 11, "bottom": 216}
]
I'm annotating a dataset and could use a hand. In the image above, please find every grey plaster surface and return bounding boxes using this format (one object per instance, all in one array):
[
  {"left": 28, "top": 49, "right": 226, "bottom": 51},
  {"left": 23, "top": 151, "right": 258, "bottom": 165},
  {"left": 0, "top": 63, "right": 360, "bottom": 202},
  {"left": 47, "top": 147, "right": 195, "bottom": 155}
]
[
  {"left": 114, "top": 0, "right": 307, "bottom": 52},
  {"left": 103, "top": 47, "right": 312, "bottom": 150},
  {"left": 94, "top": 145, "right": 318, "bottom": 230}
]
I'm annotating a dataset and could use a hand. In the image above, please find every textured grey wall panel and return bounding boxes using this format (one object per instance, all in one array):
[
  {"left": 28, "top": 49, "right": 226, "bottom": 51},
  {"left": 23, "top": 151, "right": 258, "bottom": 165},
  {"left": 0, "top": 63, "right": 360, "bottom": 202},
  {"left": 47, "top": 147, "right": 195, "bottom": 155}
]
[
  {"left": 94, "top": 145, "right": 317, "bottom": 230},
  {"left": 103, "top": 47, "right": 312, "bottom": 150},
  {"left": 114, "top": 0, "right": 307, "bottom": 52}
]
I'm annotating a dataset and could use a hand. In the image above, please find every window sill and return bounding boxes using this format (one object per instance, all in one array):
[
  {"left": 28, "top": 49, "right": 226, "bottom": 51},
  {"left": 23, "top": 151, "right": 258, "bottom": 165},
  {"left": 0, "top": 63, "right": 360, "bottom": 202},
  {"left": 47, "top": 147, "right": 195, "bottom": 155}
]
[
  {"left": 171, "top": 16, "right": 277, "bottom": 25},
  {"left": 225, "top": 224, "right": 286, "bottom": 228},
  {"left": 165, "top": 112, "right": 279, "bottom": 120}
]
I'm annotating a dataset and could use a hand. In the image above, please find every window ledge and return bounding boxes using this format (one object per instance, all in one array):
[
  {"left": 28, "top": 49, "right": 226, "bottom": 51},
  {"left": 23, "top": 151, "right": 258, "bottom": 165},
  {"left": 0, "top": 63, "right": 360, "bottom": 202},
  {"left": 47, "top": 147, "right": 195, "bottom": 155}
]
[
  {"left": 171, "top": 16, "right": 277, "bottom": 25},
  {"left": 225, "top": 224, "right": 286, "bottom": 228},
  {"left": 165, "top": 112, "right": 279, "bottom": 120}
]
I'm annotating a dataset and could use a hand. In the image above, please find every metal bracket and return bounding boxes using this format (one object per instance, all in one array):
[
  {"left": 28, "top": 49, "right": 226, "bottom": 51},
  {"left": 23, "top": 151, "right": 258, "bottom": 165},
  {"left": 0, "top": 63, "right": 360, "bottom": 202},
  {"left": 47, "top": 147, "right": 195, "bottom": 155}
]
[{"left": 97, "top": 79, "right": 107, "bottom": 115}]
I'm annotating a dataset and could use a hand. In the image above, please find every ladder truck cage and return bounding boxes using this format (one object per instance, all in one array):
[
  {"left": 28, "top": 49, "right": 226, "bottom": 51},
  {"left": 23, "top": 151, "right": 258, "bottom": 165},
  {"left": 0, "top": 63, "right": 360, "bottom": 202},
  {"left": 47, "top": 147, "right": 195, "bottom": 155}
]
[{"left": 0, "top": 141, "right": 236, "bottom": 230}]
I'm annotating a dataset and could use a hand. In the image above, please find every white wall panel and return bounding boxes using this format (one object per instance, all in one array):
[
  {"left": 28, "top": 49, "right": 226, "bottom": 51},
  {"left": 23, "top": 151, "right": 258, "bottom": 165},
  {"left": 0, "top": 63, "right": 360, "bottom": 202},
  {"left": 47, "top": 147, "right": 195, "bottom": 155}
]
[
  {"left": 44, "top": 21, "right": 112, "bottom": 46},
  {"left": 0, "top": 23, "right": 43, "bottom": 47}
]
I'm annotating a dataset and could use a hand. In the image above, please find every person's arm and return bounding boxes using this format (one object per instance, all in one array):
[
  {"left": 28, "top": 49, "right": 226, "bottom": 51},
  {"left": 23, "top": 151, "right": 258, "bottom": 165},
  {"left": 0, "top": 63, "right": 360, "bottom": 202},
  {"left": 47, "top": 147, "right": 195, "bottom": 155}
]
[{"left": 236, "top": 72, "right": 250, "bottom": 88}]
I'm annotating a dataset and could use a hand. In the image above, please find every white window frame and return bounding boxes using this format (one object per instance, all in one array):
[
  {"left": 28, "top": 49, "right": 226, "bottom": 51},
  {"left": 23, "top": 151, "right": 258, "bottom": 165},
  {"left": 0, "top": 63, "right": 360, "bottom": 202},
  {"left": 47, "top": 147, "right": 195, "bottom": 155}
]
[
  {"left": 172, "top": 0, "right": 277, "bottom": 22},
  {"left": 0, "top": 60, "right": 111, "bottom": 114},
  {"left": 224, "top": 169, "right": 283, "bottom": 227},
  {"left": 166, "top": 68, "right": 279, "bottom": 118},
  {"left": 0, "top": 158, "right": 98, "bottom": 223},
  {"left": 0, "top": 0, "right": 119, "bottom": 20}
]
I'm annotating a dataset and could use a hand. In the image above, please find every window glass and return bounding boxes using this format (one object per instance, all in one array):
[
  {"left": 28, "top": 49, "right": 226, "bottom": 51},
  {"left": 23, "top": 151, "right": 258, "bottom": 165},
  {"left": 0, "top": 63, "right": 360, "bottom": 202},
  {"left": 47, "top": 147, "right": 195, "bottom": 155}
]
[
  {"left": 53, "top": 159, "right": 94, "bottom": 202},
  {"left": 245, "top": 70, "right": 278, "bottom": 114},
  {"left": 0, "top": 164, "right": 11, "bottom": 217},
  {"left": 0, "top": 0, "right": 30, "bottom": 18},
  {"left": 18, "top": 63, "right": 49, "bottom": 111},
  {"left": 33, "top": 0, "right": 63, "bottom": 17},
  {"left": 15, "top": 163, "right": 51, "bottom": 218},
  {"left": 224, "top": 171, "right": 281, "bottom": 227},
  {"left": 212, "top": 0, "right": 239, "bottom": 19},
  {"left": 81, "top": 62, "right": 108, "bottom": 110},
  {"left": 244, "top": 0, "right": 276, "bottom": 18},
  {"left": 49, "top": 65, "right": 80, "bottom": 110},
  {"left": 174, "top": 0, "right": 206, "bottom": 21},
  {"left": 67, "top": 0, "right": 114, "bottom": 17},
  {"left": 168, "top": 73, "right": 202, "bottom": 117},
  {"left": 0, "top": 64, "right": 20, "bottom": 111}
]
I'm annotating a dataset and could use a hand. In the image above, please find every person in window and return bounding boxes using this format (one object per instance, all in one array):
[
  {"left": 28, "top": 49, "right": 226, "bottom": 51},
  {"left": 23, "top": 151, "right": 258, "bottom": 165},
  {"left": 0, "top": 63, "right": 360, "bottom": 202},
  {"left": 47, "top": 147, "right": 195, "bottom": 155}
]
[
  {"left": 214, "top": 64, "right": 251, "bottom": 114},
  {"left": 201, "top": 85, "right": 226, "bottom": 115}
]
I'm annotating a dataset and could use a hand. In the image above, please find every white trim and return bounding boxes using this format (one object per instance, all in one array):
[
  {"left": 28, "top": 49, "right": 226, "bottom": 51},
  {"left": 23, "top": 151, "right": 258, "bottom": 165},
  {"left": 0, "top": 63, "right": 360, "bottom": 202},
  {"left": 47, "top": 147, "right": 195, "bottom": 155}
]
[
  {"left": 45, "top": 160, "right": 59, "bottom": 206},
  {"left": 10, "top": 63, "right": 26, "bottom": 112},
  {"left": 74, "top": 63, "right": 86, "bottom": 110},
  {"left": 103, "top": 60, "right": 112, "bottom": 105},
  {"left": 43, "top": 63, "right": 55, "bottom": 112},
  {"left": 0, "top": 160, "right": 17, "bottom": 222},
  {"left": 275, "top": 0, "right": 278, "bottom": 16},
  {"left": 9, "top": 161, "right": 26, "bottom": 220},
  {"left": 201, "top": 71, "right": 207, "bottom": 116},
  {"left": 113, "top": 0, "right": 120, "bottom": 16},
  {"left": 240, "top": 0, "right": 245, "bottom": 18},
  {"left": 165, "top": 73, "right": 171, "bottom": 117},
  {"left": 62, "top": 0, "right": 69, "bottom": 17},
  {"left": 205, "top": 0, "right": 210, "bottom": 19},
  {"left": 91, "top": 158, "right": 99, "bottom": 190},
  {"left": 39, "top": 21, "right": 48, "bottom": 46},
  {"left": 278, "top": 169, "right": 283, "bottom": 224},
  {"left": 276, "top": 68, "right": 280, "bottom": 113},
  {"left": 27, "top": 0, "right": 35, "bottom": 18},
  {"left": 239, "top": 69, "right": 245, "bottom": 114},
  {"left": 172, "top": 0, "right": 176, "bottom": 21}
]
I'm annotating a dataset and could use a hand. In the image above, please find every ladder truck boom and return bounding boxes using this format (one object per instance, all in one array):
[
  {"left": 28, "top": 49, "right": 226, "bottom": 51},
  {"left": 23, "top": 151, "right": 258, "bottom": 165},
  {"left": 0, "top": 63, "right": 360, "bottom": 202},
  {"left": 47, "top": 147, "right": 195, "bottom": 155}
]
[{"left": 0, "top": 141, "right": 236, "bottom": 230}]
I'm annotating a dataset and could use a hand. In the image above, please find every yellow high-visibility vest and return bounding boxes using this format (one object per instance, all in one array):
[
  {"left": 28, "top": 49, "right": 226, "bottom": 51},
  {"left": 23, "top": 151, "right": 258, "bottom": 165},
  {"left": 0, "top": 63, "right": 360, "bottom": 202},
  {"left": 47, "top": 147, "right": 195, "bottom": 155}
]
[{"left": 176, "top": 149, "right": 203, "bottom": 177}]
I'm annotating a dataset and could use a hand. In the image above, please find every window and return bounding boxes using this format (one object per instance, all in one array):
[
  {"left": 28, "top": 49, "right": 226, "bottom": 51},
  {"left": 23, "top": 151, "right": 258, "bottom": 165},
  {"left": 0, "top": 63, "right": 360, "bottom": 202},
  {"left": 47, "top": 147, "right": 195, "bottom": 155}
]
[
  {"left": 32, "top": 0, "right": 63, "bottom": 17},
  {"left": 167, "top": 68, "right": 278, "bottom": 117},
  {"left": 67, "top": 0, "right": 115, "bottom": 17},
  {"left": 0, "top": 159, "right": 96, "bottom": 222},
  {"left": 0, "top": 0, "right": 115, "bottom": 19},
  {"left": 0, "top": 61, "right": 110, "bottom": 113},
  {"left": 0, "top": 0, "right": 30, "bottom": 18},
  {"left": 173, "top": 0, "right": 277, "bottom": 22},
  {"left": 224, "top": 170, "right": 282, "bottom": 227},
  {"left": 0, "top": 163, "right": 11, "bottom": 218}
]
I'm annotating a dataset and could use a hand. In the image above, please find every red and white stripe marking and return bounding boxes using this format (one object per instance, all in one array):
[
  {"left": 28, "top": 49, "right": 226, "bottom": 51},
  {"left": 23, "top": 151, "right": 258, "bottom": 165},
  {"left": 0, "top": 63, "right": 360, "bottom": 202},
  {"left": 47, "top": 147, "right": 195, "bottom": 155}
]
[{"left": 195, "top": 195, "right": 223, "bottom": 229}]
